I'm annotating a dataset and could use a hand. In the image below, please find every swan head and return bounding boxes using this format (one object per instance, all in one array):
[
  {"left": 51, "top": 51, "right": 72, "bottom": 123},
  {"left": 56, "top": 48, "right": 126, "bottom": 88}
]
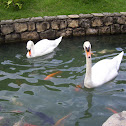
[
  {"left": 26, "top": 40, "right": 34, "bottom": 58},
  {"left": 83, "top": 41, "right": 91, "bottom": 58},
  {"left": 27, "top": 40, "right": 34, "bottom": 50}
]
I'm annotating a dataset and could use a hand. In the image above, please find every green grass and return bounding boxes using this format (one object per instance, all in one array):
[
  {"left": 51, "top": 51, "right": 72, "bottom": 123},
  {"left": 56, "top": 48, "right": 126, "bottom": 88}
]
[{"left": 0, "top": 0, "right": 126, "bottom": 20}]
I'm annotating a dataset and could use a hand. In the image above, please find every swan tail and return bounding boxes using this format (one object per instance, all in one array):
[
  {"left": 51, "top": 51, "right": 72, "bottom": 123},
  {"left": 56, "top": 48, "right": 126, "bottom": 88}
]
[
  {"left": 113, "top": 51, "right": 124, "bottom": 71},
  {"left": 55, "top": 36, "right": 62, "bottom": 46}
]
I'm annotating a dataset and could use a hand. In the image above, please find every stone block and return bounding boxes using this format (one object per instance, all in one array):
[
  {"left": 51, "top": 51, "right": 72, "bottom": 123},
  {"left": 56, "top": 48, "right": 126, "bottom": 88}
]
[
  {"left": 65, "top": 28, "right": 73, "bottom": 36},
  {"left": 56, "top": 30, "right": 66, "bottom": 37},
  {"left": 120, "top": 12, "right": 126, "bottom": 15},
  {"left": 68, "top": 20, "right": 79, "bottom": 28},
  {"left": 14, "top": 23, "right": 27, "bottom": 33},
  {"left": 60, "top": 20, "right": 67, "bottom": 29},
  {"left": 79, "top": 19, "right": 90, "bottom": 28},
  {"left": 103, "top": 12, "right": 114, "bottom": 16},
  {"left": 30, "top": 17, "right": 43, "bottom": 22},
  {"left": 57, "top": 15, "right": 68, "bottom": 19},
  {"left": 73, "top": 28, "right": 85, "bottom": 36},
  {"left": 91, "top": 18, "right": 103, "bottom": 27},
  {"left": 86, "top": 28, "right": 98, "bottom": 35},
  {"left": 117, "top": 16, "right": 126, "bottom": 24},
  {"left": 92, "top": 13, "right": 104, "bottom": 17},
  {"left": 111, "top": 24, "right": 121, "bottom": 34},
  {"left": 1, "top": 25, "right": 14, "bottom": 35},
  {"left": 51, "top": 20, "right": 60, "bottom": 30},
  {"left": 5, "top": 33, "right": 20, "bottom": 42},
  {"left": 0, "top": 20, "right": 13, "bottom": 25},
  {"left": 79, "top": 14, "right": 93, "bottom": 18},
  {"left": 21, "top": 31, "right": 39, "bottom": 40},
  {"left": 121, "top": 24, "right": 126, "bottom": 33},
  {"left": 43, "top": 16, "right": 57, "bottom": 21},
  {"left": 40, "top": 30, "right": 55, "bottom": 39},
  {"left": 14, "top": 18, "right": 30, "bottom": 23},
  {"left": 27, "top": 22, "right": 35, "bottom": 31},
  {"left": 99, "top": 26, "right": 111, "bottom": 35},
  {"left": 113, "top": 12, "right": 122, "bottom": 16},
  {"left": 36, "top": 22, "right": 50, "bottom": 32},
  {"left": 56, "top": 28, "right": 72, "bottom": 37},
  {"left": 104, "top": 17, "right": 113, "bottom": 26},
  {"left": 68, "top": 15, "right": 79, "bottom": 19},
  {"left": 0, "top": 36, "right": 4, "bottom": 43}
]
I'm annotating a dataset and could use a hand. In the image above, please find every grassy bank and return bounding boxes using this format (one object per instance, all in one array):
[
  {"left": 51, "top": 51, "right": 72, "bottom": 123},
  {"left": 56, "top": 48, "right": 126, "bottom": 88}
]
[{"left": 0, "top": 0, "right": 126, "bottom": 20}]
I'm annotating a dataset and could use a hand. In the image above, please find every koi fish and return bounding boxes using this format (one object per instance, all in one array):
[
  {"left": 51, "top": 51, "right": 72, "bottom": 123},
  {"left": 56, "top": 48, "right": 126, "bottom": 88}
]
[
  {"left": 28, "top": 108, "right": 55, "bottom": 125},
  {"left": 44, "top": 71, "right": 62, "bottom": 80},
  {"left": 106, "top": 107, "right": 118, "bottom": 114},
  {"left": 75, "top": 84, "right": 82, "bottom": 92},
  {"left": 76, "top": 85, "right": 82, "bottom": 88},
  {"left": 54, "top": 113, "right": 72, "bottom": 126}
]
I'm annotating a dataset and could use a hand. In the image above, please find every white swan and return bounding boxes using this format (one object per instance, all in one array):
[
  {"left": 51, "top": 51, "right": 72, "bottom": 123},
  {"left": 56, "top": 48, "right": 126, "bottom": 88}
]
[
  {"left": 83, "top": 41, "right": 124, "bottom": 88},
  {"left": 26, "top": 36, "right": 62, "bottom": 58}
]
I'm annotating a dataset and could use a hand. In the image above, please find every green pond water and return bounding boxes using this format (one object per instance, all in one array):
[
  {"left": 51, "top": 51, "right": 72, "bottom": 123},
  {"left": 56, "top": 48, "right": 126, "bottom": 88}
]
[{"left": 0, "top": 34, "right": 126, "bottom": 126}]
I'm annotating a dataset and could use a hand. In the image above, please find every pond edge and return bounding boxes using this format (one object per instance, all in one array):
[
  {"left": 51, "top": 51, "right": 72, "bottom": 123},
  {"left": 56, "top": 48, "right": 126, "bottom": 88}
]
[{"left": 0, "top": 12, "right": 126, "bottom": 43}]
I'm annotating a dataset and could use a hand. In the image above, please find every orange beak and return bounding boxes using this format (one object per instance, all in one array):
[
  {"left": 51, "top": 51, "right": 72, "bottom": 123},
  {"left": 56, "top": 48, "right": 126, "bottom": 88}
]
[
  {"left": 86, "top": 49, "right": 91, "bottom": 58},
  {"left": 28, "top": 50, "right": 31, "bottom": 56}
]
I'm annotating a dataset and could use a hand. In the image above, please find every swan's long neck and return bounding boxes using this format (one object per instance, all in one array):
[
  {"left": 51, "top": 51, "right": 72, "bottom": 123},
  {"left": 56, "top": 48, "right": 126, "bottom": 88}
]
[
  {"left": 84, "top": 56, "right": 92, "bottom": 88},
  {"left": 30, "top": 43, "right": 35, "bottom": 57}
]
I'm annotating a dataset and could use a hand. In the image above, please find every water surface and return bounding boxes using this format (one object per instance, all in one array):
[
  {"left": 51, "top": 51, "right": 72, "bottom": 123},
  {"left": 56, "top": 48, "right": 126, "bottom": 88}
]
[{"left": 0, "top": 35, "right": 126, "bottom": 126}]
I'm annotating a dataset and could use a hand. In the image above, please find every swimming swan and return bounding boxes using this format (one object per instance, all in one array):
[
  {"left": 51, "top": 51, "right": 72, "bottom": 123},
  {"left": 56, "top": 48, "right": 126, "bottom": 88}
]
[
  {"left": 83, "top": 41, "right": 124, "bottom": 88},
  {"left": 26, "top": 36, "right": 62, "bottom": 58}
]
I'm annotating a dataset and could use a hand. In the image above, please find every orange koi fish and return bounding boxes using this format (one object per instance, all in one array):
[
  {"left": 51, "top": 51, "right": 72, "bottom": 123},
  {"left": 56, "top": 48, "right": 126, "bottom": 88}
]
[
  {"left": 44, "top": 71, "right": 62, "bottom": 80},
  {"left": 54, "top": 113, "right": 72, "bottom": 126},
  {"left": 75, "top": 84, "right": 82, "bottom": 92},
  {"left": 106, "top": 107, "right": 118, "bottom": 114},
  {"left": 76, "top": 85, "right": 82, "bottom": 88}
]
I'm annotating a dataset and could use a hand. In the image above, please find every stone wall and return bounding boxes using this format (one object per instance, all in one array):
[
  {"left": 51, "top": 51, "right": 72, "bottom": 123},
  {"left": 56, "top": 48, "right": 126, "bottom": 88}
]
[{"left": 0, "top": 12, "right": 126, "bottom": 43}]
